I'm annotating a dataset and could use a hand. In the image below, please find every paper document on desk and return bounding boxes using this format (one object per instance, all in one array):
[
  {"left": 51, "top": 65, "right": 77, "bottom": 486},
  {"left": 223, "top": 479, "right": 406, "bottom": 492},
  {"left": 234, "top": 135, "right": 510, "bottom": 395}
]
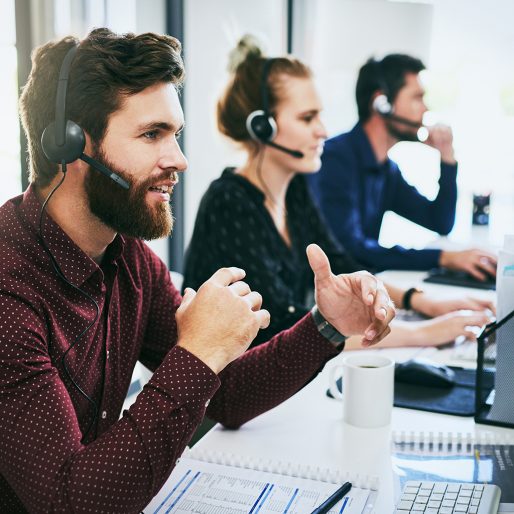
[
  {"left": 490, "top": 234, "right": 514, "bottom": 424},
  {"left": 144, "top": 457, "right": 374, "bottom": 513}
]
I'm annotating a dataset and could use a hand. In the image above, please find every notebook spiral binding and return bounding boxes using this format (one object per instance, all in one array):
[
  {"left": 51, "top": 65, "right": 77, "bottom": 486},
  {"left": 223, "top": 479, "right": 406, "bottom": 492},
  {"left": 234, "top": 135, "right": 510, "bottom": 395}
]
[
  {"left": 184, "top": 447, "right": 379, "bottom": 491},
  {"left": 392, "top": 430, "right": 514, "bottom": 446}
]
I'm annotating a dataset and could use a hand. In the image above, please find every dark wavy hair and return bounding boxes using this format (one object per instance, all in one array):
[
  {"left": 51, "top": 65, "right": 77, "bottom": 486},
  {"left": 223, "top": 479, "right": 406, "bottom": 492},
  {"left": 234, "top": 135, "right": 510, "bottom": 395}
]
[{"left": 19, "top": 28, "right": 185, "bottom": 187}]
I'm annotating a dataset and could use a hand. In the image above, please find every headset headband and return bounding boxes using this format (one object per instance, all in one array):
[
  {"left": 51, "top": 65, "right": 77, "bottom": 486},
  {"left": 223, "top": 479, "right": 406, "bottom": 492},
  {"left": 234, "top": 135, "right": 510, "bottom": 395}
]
[
  {"left": 55, "top": 45, "right": 78, "bottom": 147},
  {"left": 373, "top": 58, "right": 391, "bottom": 101},
  {"left": 260, "top": 58, "right": 275, "bottom": 115}
]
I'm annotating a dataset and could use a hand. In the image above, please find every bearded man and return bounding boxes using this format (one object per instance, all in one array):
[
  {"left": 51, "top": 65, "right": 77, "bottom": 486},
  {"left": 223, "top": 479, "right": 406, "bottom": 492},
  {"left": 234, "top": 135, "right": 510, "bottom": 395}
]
[{"left": 0, "top": 29, "right": 395, "bottom": 513}]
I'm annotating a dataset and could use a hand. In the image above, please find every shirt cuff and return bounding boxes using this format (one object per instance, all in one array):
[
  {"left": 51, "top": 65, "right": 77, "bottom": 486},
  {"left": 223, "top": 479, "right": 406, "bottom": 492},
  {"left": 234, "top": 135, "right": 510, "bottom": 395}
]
[
  {"left": 150, "top": 345, "right": 221, "bottom": 407},
  {"left": 423, "top": 248, "right": 443, "bottom": 269},
  {"left": 440, "top": 161, "right": 458, "bottom": 179}
]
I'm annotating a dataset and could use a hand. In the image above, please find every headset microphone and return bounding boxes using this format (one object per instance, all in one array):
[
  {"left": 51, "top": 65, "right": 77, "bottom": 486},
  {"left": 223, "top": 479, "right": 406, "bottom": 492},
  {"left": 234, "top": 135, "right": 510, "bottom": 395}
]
[
  {"left": 245, "top": 58, "right": 304, "bottom": 159},
  {"left": 264, "top": 141, "right": 304, "bottom": 158},
  {"left": 385, "top": 114, "right": 423, "bottom": 130},
  {"left": 372, "top": 94, "right": 429, "bottom": 143},
  {"left": 41, "top": 45, "right": 130, "bottom": 190},
  {"left": 372, "top": 95, "right": 422, "bottom": 129},
  {"left": 260, "top": 139, "right": 304, "bottom": 158},
  {"left": 80, "top": 154, "right": 130, "bottom": 189}
]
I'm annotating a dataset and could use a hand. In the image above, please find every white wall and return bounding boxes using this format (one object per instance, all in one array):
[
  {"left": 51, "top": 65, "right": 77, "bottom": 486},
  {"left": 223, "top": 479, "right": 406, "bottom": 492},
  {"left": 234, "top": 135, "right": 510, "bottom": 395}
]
[
  {"left": 49, "top": 0, "right": 166, "bottom": 39},
  {"left": 183, "top": 0, "right": 288, "bottom": 245}
]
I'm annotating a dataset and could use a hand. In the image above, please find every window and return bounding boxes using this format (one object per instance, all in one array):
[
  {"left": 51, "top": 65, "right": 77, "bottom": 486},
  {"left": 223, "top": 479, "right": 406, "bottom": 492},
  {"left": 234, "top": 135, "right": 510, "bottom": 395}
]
[{"left": 0, "top": 0, "right": 22, "bottom": 205}]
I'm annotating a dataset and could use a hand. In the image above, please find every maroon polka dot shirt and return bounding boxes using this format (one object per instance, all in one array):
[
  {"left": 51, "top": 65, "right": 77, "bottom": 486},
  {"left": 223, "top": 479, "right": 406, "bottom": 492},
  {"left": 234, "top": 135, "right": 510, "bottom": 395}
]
[{"left": 0, "top": 186, "right": 341, "bottom": 513}]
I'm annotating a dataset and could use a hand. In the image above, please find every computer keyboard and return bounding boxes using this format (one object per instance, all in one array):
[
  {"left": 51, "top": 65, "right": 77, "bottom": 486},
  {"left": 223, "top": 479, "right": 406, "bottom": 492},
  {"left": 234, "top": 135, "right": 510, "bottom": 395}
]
[
  {"left": 395, "top": 481, "right": 501, "bottom": 513},
  {"left": 424, "top": 268, "right": 496, "bottom": 291},
  {"left": 452, "top": 340, "right": 497, "bottom": 363}
]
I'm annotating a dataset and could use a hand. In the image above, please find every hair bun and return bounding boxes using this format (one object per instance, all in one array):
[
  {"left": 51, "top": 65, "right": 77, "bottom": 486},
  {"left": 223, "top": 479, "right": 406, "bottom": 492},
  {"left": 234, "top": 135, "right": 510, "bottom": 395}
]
[{"left": 227, "top": 34, "right": 264, "bottom": 72}]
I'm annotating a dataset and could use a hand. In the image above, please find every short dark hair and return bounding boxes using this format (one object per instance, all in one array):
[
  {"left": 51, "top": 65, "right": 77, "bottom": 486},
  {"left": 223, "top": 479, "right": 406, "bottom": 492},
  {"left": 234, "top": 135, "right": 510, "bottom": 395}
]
[
  {"left": 356, "top": 53, "right": 425, "bottom": 122},
  {"left": 19, "top": 28, "right": 185, "bottom": 187}
]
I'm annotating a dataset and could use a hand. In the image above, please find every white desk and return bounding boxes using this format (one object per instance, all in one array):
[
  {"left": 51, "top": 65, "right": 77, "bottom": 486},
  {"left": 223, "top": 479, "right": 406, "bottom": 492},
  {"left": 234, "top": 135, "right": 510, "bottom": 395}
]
[{"left": 194, "top": 275, "right": 513, "bottom": 513}]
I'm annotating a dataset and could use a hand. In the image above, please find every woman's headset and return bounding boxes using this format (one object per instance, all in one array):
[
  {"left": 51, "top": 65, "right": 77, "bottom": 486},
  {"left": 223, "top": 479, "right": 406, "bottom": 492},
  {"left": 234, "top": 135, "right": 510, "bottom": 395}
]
[{"left": 245, "top": 58, "right": 303, "bottom": 158}]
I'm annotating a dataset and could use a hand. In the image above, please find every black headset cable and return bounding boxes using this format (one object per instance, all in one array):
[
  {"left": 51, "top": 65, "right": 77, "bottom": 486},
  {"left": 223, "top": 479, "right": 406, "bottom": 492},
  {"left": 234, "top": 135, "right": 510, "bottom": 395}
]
[{"left": 38, "top": 161, "right": 100, "bottom": 443}]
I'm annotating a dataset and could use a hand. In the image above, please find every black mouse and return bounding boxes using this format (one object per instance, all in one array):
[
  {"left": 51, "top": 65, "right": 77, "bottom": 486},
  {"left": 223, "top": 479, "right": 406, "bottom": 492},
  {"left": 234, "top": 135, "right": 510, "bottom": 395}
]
[{"left": 395, "top": 358, "right": 456, "bottom": 388}]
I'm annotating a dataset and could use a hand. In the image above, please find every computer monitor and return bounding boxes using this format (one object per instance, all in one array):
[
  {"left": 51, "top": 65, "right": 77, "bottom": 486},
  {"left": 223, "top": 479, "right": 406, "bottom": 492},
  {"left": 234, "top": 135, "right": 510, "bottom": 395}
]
[{"left": 475, "top": 308, "right": 514, "bottom": 428}]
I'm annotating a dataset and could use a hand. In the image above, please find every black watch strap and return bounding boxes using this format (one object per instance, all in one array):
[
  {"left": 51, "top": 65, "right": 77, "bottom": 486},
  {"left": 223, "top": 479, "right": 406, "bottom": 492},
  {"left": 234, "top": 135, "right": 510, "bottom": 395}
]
[
  {"left": 311, "top": 305, "right": 347, "bottom": 350},
  {"left": 402, "top": 287, "right": 423, "bottom": 311}
]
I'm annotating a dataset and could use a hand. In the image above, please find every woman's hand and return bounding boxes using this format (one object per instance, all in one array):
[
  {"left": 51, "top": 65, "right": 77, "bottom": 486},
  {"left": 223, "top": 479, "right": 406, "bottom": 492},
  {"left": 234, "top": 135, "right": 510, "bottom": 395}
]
[
  {"left": 409, "top": 310, "right": 491, "bottom": 347},
  {"left": 411, "top": 293, "right": 495, "bottom": 318}
]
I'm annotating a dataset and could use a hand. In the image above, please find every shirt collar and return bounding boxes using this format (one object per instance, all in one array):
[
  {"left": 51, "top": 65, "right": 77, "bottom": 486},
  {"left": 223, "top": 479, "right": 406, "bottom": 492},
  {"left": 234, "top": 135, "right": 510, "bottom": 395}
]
[
  {"left": 221, "top": 167, "right": 301, "bottom": 210},
  {"left": 19, "top": 184, "right": 125, "bottom": 287},
  {"left": 222, "top": 167, "right": 266, "bottom": 202},
  {"left": 350, "top": 122, "right": 388, "bottom": 172}
]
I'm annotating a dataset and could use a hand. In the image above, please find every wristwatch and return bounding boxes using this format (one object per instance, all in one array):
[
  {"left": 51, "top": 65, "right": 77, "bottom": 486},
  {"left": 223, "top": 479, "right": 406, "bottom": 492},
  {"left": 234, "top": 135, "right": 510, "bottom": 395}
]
[
  {"left": 311, "top": 305, "right": 347, "bottom": 350},
  {"left": 402, "top": 287, "right": 423, "bottom": 311}
]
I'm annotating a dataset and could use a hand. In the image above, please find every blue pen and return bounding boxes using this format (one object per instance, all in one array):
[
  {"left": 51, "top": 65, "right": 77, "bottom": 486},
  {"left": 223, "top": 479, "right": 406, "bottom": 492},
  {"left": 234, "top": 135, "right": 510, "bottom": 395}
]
[{"left": 310, "top": 482, "right": 352, "bottom": 514}]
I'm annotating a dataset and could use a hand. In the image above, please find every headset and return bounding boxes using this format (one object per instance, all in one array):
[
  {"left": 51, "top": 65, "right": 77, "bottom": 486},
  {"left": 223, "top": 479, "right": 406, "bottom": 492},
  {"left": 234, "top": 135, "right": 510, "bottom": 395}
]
[
  {"left": 41, "top": 45, "right": 130, "bottom": 189},
  {"left": 371, "top": 58, "right": 422, "bottom": 130},
  {"left": 245, "top": 58, "right": 304, "bottom": 158},
  {"left": 38, "top": 44, "right": 129, "bottom": 443}
]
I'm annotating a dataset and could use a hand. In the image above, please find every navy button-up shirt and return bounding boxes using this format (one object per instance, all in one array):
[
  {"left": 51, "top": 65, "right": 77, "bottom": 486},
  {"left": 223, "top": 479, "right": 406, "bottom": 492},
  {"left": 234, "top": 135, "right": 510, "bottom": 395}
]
[{"left": 308, "top": 123, "right": 458, "bottom": 271}]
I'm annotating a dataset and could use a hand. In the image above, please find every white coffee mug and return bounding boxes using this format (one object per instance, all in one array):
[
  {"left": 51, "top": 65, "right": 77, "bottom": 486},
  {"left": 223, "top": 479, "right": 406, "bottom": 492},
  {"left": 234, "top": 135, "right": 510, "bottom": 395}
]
[{"left": 329, "top": 354, "right": 395, "bottom": 428}]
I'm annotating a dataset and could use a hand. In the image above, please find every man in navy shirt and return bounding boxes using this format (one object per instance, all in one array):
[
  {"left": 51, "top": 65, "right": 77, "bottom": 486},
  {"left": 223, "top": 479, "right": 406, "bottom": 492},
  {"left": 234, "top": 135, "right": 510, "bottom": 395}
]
[{"left": 309, "top": 54, "right": 496, "bottom": 280}]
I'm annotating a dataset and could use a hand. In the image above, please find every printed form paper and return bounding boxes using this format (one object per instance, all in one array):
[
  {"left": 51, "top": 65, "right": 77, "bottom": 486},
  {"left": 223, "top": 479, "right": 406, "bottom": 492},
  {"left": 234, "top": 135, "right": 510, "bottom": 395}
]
[{"left": 144, "top": 457, "right": 373, "bottom": 514}]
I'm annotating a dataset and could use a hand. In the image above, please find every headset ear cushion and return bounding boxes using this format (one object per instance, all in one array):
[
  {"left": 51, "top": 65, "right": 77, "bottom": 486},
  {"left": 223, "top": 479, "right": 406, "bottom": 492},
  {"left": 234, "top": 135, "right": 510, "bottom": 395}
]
[
  {"left": 246, "top": 110, "right": 277, "bottom": 142},
  {"left": 41, "top": 120, "right": 86, "bottom": 164},
  {"left": 373, "top": 94, "right": 393, "bottom": 116}
]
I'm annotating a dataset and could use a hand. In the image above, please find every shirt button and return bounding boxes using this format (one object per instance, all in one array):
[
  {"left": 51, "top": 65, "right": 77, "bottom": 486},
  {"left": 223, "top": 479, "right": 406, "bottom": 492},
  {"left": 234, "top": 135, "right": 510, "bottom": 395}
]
[
  {"left": 288, "top": 305, "right": 296, "bottom": 313},
  {"left": 101, "top": 411, "right": 107, "bottom": 419},
  {"left": 205, "top": 400, "right": 210, "bottom": 407},
  {"left": 106, "top": 350, "right": 110, "bottom": 360}
]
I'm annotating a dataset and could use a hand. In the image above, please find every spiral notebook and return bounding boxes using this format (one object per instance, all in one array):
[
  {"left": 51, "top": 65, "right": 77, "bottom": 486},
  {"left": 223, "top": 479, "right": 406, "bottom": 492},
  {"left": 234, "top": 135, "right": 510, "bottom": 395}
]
[
  {"left": 144, "top": 448, "right": 378, "bottom": 513},
  {"left": 391, "top": 430, "right": 514, "bottom": 510}
]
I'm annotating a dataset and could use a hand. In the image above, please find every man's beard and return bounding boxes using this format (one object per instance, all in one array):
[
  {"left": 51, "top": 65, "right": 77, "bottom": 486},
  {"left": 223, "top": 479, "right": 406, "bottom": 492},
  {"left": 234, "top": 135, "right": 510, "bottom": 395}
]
[
  {"left": 385, "top": 119, "right": 420, "bottom": 143},
  {"left": 85, "top": 149, "right": 174, "bottom": 240}
]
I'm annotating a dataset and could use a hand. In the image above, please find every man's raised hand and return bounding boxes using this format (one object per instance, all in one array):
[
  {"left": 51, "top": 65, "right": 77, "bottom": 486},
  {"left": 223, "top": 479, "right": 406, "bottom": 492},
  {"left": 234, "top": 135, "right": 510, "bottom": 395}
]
[{"left": 307, "top": 244, "right": 395, "bottom": 347}]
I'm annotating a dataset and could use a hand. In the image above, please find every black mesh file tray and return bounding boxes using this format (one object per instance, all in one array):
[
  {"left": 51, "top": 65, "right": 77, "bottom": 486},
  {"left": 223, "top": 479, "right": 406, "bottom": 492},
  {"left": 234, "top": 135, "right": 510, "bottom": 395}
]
[{"left": 475, "top": 308, "right": 514, "bottom": 428}]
